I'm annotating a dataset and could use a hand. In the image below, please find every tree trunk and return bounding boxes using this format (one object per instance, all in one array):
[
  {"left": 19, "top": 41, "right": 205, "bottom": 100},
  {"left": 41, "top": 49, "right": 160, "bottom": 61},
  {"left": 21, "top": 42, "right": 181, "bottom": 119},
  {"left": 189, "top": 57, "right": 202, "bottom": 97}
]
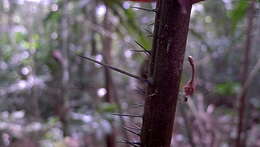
[
  {"left": 102, "top": 8, "right": 130, "bottom": 147},
  {"left": 236, "top": 0, "right": 256, "bottom": 147},
  {"left": 140, "top": 0, "right": 192, "bottom": 147},
  {"left": 56, "top": 0, "right": 70, "bottom": 136},
  {"left": 102, "top": 9, "right": 116, "bottom": 147}
]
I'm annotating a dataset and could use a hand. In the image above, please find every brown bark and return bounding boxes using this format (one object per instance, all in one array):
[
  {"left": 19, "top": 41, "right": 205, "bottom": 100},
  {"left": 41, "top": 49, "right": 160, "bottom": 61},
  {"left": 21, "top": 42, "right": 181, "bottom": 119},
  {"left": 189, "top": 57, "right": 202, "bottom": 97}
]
[
  {"left": 102, "top": 10, "right": 116, "bottom": 147},
  {"left": 236, "top": 0, "right": 256, "bottom": 147},
  {"left": 55, "top": 0, "right": 71, "bottom": 136},
  {"left": 102, "top": 8, "right": 130, "bottom": 147},
  {"left": 141, "top": 0, "right": 192, "bottom": 147}
]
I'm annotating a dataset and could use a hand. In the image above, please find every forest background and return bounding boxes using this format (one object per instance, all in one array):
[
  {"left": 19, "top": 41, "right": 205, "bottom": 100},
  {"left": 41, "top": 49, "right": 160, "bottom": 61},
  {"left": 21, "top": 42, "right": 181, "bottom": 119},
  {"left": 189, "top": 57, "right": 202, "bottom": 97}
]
[{"left": 0, "top": 0, "right": 259, "bottom": 147}]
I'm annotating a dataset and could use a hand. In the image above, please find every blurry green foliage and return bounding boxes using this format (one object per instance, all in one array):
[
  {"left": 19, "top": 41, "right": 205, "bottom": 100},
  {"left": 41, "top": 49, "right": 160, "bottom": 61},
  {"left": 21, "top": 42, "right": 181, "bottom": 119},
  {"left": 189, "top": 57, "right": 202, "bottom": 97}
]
[
  {"left": 97, "top": 103, "right": 119, "bottom": 122},
  {"left": 109, "top": 2, "right": 152, "bottom": 50},
  {"left": 98, "top": 103, "right": 118, "bottom": 113},
  {"left": 15, "top": 32, "right": 27, "bottom": 43},
  {"left": 47, "top": 117, "right": 60, "bottom": 126},
  {"left": 2, "top": 46, "right": 13, "bottom": 61},
  {"left": 44, "top": 11, "right": 61, "bottom": 24},
  {"left": 123, "top": 8, "right": 151, "bottom": 49},
  {"left": 229, "top": 0, "right": 249, "bottom": 32},
  {"left": 214, "top": 82, "right": 240, "bottom": 96}
]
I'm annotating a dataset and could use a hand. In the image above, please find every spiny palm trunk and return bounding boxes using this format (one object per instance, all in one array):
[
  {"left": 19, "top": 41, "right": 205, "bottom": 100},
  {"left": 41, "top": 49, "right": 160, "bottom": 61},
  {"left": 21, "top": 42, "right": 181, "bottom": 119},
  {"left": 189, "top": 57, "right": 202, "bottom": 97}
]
[{"left": 141, "top": 0, "right": 192, "bottom": 146}]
